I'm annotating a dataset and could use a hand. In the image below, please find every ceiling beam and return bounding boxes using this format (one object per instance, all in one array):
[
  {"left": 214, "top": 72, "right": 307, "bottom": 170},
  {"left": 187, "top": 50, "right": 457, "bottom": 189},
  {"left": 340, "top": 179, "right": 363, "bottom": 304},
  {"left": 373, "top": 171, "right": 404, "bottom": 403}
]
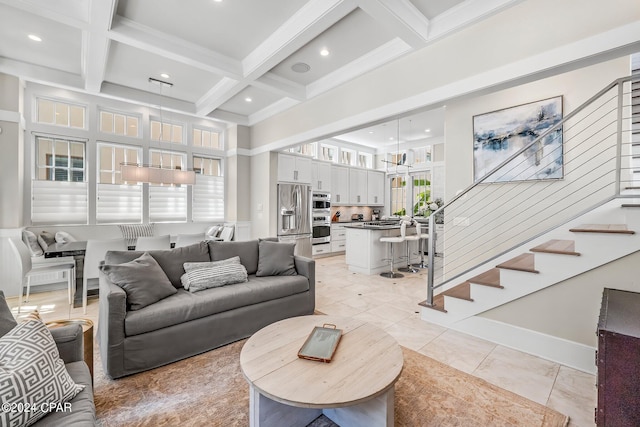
[
  {"left": 253, "top": 73, "right": 306, "bottom": 101},
  {"left": 82, "top": 0, "right": 117, "bottom": 93},
  {"left": 0, "top": 0, "right": 89, "bottom": 30},
  {"left": 195, "top": 77, "right": 245, "bottom": 117},
  {"left": 0, "top": 58, "right": 84, "bottom": 89},
  {"left": 357, "top": 0, "right": 430, "bottom": 48}
]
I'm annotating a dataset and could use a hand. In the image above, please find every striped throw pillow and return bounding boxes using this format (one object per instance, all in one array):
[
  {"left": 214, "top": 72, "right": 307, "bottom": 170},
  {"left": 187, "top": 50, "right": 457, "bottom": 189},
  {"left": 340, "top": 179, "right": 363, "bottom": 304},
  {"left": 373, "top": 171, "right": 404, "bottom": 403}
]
[{"left": 181, "top": 257, "right": 248, "bottom": 292}]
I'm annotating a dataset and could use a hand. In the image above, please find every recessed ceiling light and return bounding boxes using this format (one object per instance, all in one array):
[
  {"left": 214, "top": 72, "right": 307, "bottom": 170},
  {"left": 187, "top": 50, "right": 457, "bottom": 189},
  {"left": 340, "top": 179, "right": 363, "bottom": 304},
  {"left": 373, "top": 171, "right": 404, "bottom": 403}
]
[
  {"left": 28, "top": 34, "right": 42, "bottom": 42},
  {"left": 389, "top": 137, "right": 394, "bottom": 141},
  {"left": 424, "top": 128, "right": 431, "bottom": 132},
  {"left": 291, "top": 62, "right": 311, "bottom": 73},
  {"left": 368, "top": 131, "right": 374, "bottom": 134},
  {"left": 160, "top": 73, "right": 170, "bottom": 79},
  {"left": 213, "top": 0, "right": 222, "bottom": 2},
  {"left": 245, "top": 97, "right": 252, "bottom": 102},
  {"left": 320, "top": 48, "right": 330, "bottom": 56}
]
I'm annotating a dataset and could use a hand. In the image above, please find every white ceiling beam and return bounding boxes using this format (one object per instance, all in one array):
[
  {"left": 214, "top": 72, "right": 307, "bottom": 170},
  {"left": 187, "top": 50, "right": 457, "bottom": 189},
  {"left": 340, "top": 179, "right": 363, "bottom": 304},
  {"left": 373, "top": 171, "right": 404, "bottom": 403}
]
[
  {"left": 428, "top": 0, "right": 524, "bottom": 41},
  {"left": 253, "top": 73, "right": 306, "bottom": 101},
  {"left": 357, "top": 0, "right": 430, "bottom": 48},
  {"left": 195, "top": 77, "right": 245, "bottom": 117},
  {"left": 101, "top": 81, "right": 197, "bottom": 114},
  {"left": 248, "top": 98, "right": 301, "bottom": 126},
  {"left": 82, "top": 0, "right": 117, "bottom": 93},
  {"left": 0, "top": 58, "right": 84, "bottom": 89},
  {"left": 242, "top": 0, "right": 358, "bottom": 79},
  {"left": 207, "top": 110, "right": 249, "bottom": 127},
  {"left": 109, "top": 16, "right": 243, "bottom": 78},
  {"left": 0, "top": 0, "right": 89, "bottom": 30}
]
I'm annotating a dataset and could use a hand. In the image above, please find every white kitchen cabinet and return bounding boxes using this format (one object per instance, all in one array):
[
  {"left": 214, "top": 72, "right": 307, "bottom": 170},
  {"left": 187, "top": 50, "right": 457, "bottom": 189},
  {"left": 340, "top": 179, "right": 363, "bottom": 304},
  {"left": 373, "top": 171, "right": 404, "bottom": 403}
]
[
  {"left": 311, "top": 161, "right": 332, "bottom": 192},
  {"left": 277, "top": 153, "right": 311, "bottom": 184},
  {"left": 331, "top": 166, "right": 349, "bottom": 205},
  {"left": 330, "top": 222, "right": 347, "bottom": 253},
  {"left": 312, "top": 243, "right": 331, "bottom": 256},
  {"left": 367, "top": 170, "right": 385, "bottom": 205},
  {"left": 349, "top": 168, "right": 367, "bottom": 205}
]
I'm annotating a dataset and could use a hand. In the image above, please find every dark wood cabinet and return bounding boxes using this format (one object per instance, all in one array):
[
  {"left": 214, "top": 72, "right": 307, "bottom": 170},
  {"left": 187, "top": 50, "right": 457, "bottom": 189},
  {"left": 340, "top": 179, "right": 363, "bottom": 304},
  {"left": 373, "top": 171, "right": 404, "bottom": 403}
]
[{"left": 597, "top": 288, "right": 640, "bottom": 426}]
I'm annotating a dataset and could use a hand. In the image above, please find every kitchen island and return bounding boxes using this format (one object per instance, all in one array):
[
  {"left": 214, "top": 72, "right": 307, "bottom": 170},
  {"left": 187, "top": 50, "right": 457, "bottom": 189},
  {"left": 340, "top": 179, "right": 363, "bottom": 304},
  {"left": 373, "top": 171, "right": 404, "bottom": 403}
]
[{"left": 344, "top": 221, "right": 421, "bottom": 275}]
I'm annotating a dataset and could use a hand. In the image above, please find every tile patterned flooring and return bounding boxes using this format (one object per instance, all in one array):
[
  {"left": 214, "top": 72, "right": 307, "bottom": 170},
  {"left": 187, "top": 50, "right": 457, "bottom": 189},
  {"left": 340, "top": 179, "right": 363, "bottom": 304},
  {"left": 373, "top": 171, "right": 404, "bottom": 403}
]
[
  {"left": 7, "top": 254, "right": 596, "bottom": 426},
  {"left": 314, "top": 255, "right": 596, "bottom": 427}
]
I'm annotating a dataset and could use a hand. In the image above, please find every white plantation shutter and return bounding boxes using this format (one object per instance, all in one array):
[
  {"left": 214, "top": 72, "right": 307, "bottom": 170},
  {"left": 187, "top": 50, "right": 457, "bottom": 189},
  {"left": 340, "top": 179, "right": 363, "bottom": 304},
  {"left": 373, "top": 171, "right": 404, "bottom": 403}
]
[
  {"left": 96, "top": 183, "right": 142, "bottom": 224},
  {"left": 149, "top": 185, "right": 187, "bottom": 222},
  {"left": 32, "top": 180, "right": 88, "bottom": 225},
  {"left": 192, "top": 175, "right": 224, "bottom": 221}
]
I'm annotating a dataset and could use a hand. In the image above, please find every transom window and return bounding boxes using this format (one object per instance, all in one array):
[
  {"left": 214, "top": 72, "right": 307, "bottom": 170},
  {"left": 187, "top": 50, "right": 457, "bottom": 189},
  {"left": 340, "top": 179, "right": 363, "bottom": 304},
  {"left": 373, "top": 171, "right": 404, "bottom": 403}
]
[
  {"left": 100, "top": 110, "right": 140, "bottom": 138},
  {"left": 193, "top": 128, "right": 221, "bottom": 150},
  {"left": 150, "top": 120, "right": 183, "bottom": 144},
  {"left": 36, "top": 98, "right": 85, "bottom": 129},
  {"left": 194, "top": 156, "right": 222, "bottom": 176},
  {"left": 98, "top": 143, "right": 141, "bottom": 184}
]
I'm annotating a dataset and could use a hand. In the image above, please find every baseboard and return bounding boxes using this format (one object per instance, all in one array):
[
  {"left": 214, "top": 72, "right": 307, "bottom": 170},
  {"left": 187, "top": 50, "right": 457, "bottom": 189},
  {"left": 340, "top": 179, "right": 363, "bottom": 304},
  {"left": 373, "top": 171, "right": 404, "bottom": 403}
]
[{"left": 450, "top": 316, "right": 596, "bottom": 374}]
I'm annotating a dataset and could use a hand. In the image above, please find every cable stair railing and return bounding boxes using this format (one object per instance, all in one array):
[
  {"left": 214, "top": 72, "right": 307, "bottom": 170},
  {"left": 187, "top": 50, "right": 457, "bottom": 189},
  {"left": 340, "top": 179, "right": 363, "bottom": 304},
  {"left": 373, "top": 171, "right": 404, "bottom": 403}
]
[{"left": 422, "top": 74, "right": 640, "bottom": 311}]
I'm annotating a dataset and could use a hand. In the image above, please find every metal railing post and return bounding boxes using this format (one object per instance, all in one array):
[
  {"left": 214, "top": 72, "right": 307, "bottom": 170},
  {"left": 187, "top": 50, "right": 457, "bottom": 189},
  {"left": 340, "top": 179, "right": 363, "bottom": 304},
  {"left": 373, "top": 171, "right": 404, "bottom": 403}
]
[
  {"left": 615, "top": 81, "right": 624, "bottom": 195},
  {"left": 426, "top": 213, "right": 435, "bottom": 306}
]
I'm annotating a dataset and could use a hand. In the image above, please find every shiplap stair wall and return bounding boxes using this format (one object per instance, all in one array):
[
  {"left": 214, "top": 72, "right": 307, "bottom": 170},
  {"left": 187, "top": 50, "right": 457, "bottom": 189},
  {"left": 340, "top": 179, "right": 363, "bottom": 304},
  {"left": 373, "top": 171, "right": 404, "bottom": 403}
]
[{"left": 421, "top": 197, "right": 640, "bottom": 326}]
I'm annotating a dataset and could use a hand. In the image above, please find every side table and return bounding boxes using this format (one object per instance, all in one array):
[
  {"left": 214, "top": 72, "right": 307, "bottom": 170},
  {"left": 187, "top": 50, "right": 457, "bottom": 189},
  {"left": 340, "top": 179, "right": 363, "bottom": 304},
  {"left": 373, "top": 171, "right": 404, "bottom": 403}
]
[{"left": 46, "top": 318, "right": 94, "bottom": 380}]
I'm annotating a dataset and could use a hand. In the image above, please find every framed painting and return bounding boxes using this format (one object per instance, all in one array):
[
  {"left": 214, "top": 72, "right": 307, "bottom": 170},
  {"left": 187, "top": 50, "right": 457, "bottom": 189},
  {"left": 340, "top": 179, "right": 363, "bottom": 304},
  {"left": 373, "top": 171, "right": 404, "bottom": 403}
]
[{"left": 473, "top": 96, "right": 563, "bottom": 183}]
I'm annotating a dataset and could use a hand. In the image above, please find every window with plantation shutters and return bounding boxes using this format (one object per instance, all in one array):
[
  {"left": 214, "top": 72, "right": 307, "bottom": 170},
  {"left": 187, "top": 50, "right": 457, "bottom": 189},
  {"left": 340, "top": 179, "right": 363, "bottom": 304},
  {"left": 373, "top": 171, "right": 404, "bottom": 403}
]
[
  {"left": 96, "top": 143, "right": 142, "bottom": 224},
  {"left": 32, "top": 136, "right": 87, "bottom": 225},
  {"left": 192, "top": 156, "right": 224, "bottom": 222},
  {"left": 148, "top": 150, "right": 188, "bottom": 222}
]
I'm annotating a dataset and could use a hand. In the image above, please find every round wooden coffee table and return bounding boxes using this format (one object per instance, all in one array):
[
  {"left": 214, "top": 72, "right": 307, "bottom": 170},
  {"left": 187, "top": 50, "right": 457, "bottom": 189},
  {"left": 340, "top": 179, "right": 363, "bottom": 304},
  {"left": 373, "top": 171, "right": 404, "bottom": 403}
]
[{"left": 240, "top": 315, "right": 403, "bottom": 427}]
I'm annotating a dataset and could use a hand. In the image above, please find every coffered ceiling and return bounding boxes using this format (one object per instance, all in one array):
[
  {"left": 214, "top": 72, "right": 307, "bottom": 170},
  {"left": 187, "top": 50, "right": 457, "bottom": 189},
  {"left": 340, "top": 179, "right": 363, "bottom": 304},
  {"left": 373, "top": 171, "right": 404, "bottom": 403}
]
[{"left": 0, "top": 0, "right": 520, "bottom": 129}]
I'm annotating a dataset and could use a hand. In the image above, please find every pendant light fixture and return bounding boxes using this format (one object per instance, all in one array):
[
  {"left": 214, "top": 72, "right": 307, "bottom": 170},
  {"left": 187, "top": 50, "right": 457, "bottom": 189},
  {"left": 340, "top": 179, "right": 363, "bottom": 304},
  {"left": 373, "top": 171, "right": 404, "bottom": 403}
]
[{"left": 121, "top": 77, "right": 196, "bottom": 186}]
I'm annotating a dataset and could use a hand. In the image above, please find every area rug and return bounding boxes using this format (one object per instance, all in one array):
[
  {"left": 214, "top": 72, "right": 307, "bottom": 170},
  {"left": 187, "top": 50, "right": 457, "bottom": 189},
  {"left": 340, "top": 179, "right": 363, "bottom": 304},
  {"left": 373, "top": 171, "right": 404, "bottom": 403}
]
[{"left": 94, "top": 340, "right": 568, "bottom": 427}]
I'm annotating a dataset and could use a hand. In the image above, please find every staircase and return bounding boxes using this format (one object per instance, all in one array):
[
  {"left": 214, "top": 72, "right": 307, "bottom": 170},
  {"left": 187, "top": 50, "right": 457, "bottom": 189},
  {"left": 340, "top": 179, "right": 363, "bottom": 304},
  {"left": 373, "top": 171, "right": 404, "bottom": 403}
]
[{"left": 422, "top": 199, "right": 640, "bottom": 324}]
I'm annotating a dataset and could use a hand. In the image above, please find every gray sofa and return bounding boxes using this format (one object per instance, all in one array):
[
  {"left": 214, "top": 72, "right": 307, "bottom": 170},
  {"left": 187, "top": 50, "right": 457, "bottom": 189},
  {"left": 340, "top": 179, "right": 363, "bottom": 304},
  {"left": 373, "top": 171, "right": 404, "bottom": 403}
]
[
  {"left": 98, "top": 239, "right": 315, "bottom": 379},
  {"left": 0, "top": 292, "right": 95, "bottom": 426}
]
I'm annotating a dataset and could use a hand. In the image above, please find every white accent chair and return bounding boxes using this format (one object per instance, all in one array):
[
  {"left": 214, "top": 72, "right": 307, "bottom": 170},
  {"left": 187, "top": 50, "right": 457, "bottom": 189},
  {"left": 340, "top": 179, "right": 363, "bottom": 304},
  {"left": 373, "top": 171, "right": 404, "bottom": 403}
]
[
  {"left": 175, "top": 233, "right": 206, "bottom": 248},
  {"left": 8, "top": 238, "right": 76, "bottom": 313},
  {"left": 135, "top": 235, "right": 171, "bottom": 251},
  {"left": 216, "top": 225, "right": 235, "bottom": 242},
  {"left": 83, "top": 238, "right": 127, "bottom": 314},
  {"left": 379, "top": 222, "right": 406, "bottom": 279}
]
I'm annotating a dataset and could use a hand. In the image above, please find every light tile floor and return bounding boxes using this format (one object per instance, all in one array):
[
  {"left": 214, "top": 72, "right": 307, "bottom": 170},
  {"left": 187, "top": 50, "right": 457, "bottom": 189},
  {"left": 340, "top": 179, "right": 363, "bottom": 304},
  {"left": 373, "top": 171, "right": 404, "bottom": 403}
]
[
  {"left": 314, "top": 254, "right": 596, "bottom": 427},
  {"left": 6, "top": 254, "right": 596, "bottom": 426}
]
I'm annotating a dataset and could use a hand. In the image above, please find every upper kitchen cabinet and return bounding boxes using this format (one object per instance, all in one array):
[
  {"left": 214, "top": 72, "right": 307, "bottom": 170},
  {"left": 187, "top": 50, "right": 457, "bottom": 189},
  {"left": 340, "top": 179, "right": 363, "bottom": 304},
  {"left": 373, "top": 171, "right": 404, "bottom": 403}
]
[
  {"left": 278, "top": 153, "right": 311, "bottom": 184},
  {"left": 367, "top": 170, "right": 385, "bottom": 205},
  {"left": 331, "top": 165, "right": 349, "bottom": 205},
  {"left": 311, "top": 161, "right": 332, "bottom": 192},
  {"left": 349, "top": 168, "right": 367, "bottom": 205}
]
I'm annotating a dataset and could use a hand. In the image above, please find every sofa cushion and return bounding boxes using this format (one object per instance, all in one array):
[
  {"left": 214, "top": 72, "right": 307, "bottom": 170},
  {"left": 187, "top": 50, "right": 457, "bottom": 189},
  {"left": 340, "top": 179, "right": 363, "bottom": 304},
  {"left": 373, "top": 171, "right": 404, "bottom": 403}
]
[
  {"left": 124, "top": 275, "right": 310, "bottom": 336},
  {"left": 181, "top": 257, "right": 248, "bottom": 292},
  {"left": 0, "top": 318, "right": 84, "bottom": 427},
  {"left": 37, "top": 230, "right": 56, "bottom": 250},
  {"left": 105, "top": 242, "right": 210, "bottom": 289},
  {"left": 208, "top": 240, "right": 259, "bottom": 275},
  {"left": 101, "top": 253, "right": 177, "bottom": 311},
  {"left": 0, "top": 291, "right": 17, "bottom": 338},
  {"left": 31, "top": 361, "right": 95, "bottom": 427},
  {"left": 256, "top": 240, "right": 297, "bottom": 277}
]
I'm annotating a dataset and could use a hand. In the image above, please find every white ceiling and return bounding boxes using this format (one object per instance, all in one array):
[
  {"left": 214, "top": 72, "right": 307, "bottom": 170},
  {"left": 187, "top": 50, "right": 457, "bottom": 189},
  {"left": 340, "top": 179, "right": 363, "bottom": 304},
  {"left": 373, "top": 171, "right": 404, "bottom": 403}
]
[{"left": 0, "top": 0, "right": 520, "bottom": 137}]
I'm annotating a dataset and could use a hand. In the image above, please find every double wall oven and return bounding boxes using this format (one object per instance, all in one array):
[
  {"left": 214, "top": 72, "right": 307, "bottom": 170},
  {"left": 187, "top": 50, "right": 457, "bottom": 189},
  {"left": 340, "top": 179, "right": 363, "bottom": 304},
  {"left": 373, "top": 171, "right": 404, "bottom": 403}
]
[{"left": 312, "top": 192, "right": 331, "bottom": 245}]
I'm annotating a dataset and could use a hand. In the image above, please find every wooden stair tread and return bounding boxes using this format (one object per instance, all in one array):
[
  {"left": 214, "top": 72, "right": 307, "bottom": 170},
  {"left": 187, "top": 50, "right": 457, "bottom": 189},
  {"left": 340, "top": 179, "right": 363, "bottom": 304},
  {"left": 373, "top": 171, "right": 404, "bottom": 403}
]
[
  {"left": 442, "top": 282, "right": 473, "bottom": 301},
  {"left": 468, "top": 268, "right": 503, "bottom": 288},
  {"left": 530, "top": 239, "right": 580, "bottom": 256},
  {"left": 419, "top": 296, "right": 447, "bottom": 313},
  {"left": 496, "top": 253, "right": 539, "bottom": 273},
  {"left": 569, "top": 224, "right": 635, "bottom": 234}
]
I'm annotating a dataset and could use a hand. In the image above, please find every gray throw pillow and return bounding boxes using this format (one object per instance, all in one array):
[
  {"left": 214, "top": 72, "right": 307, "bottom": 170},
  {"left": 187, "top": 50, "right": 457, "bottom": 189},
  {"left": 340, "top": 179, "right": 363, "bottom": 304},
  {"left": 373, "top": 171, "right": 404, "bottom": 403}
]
[
  {"left": 256, "top": 241, "right": 297, "bottom": 277},
  {"left": 38, "top": 230, "right": 56, "bottom": 249},
  {"left": 22, "top": 230, "right": 43, "bottom": 257},
  {"left": 0, "top": 291, "right": 17, "bottom": 338},
  {"left": 208, "top": 240, "right": 259, "bottom": 275},
  {"left": 100, "top": 252, "right": 177, "bottom": 310},
  {"left": 181, "top": 256, "right": 248, "bottom": 292}
]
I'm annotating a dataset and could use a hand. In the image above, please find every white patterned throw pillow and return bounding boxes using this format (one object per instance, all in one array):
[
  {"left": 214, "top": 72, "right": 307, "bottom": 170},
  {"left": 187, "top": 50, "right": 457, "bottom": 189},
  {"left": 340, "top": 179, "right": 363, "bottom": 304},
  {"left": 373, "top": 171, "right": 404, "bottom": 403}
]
[
  {"left": 0, "top": 318, "right": 84, "bottom": 427},
  {"left": 181, "top": 256, "right": 248, "bottom": 292}
]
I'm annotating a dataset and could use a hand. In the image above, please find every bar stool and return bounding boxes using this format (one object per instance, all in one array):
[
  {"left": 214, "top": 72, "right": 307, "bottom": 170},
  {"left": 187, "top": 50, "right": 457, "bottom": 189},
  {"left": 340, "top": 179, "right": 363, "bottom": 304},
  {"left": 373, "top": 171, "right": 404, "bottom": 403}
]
[
  {"left": 399, "top": 222, "right": 420, "bottom": 273},
  {"left": 412, "top": 223, "right": 429, "bottom": 269},
  {"left": 379, "top": 222, "right": 406, "bottom": 279}
]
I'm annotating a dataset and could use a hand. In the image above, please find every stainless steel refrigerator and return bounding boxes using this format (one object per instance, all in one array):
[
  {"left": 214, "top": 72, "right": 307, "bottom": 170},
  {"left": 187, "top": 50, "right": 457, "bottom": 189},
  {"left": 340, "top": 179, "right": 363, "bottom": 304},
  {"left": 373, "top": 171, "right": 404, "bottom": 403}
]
[{"left": 277, "top": 183, "right": 312, "bottom": 258}]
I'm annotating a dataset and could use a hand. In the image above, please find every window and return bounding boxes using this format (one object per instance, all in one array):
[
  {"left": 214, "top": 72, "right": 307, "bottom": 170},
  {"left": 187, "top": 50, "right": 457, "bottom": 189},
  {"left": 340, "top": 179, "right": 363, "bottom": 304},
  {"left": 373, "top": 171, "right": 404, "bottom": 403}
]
[
  {"left": 410, "top": 146, "right": 432, "bottom": 165},
  {"left": 193, "top": 128, "right": 221, "bottom": 150},
  {"left": 96, "top": 143, "right": 142, "bottom": 224},
  {"left": 411, "top": 171, "right": 431, "bottom": 216},
  {"left": 148, "top": 150, "right": 187, "bottom": 222},
  {"left": 32, "top": 136, "right": 87, "bottom": 225},
  {"left": 390, "top": 175, "right": 406, "bottom": 216},
  {"left": 340, "top": 148, "right": 356, "bottom": 166},
  {"left": 150, "top": 120, "right": 183, "bottom": 144},
  {"left": 192, "top": 156, "right": 224, "bottom": 222},
  {"left": 36, "top": 98, "right": 85, "bottom": 128},
  {"left": 285, "top": 142, "right": 316, "bottom": 157},
  {"left": 358, "top": 152, "right": 373, "bottom": 169},
  {"left": 320, "top": 144, "right": 337, "bottom": 162},
  {"left": 100, "top": 110, "right": 139, "bottom": 137}
]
